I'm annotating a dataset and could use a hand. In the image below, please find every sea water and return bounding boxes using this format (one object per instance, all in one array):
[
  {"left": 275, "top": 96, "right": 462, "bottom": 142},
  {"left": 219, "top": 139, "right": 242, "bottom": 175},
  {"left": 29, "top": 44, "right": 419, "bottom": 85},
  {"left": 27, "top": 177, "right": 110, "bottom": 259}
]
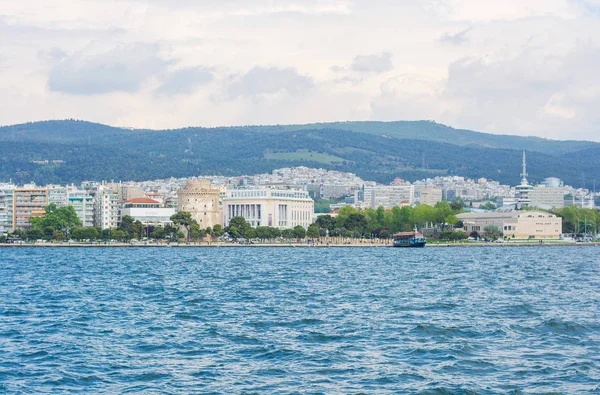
[{"left": 1, "top": 247, "right": 599, "bottom": 393}]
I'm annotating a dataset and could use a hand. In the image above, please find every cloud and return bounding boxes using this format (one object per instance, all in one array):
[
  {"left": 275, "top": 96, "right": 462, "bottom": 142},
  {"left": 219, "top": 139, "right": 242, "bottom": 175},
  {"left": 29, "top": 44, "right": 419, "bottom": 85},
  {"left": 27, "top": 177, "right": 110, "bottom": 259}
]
[
  {"left": 124, "top": 0, "right": 353, "bottom": 16},
  {"left": 48, "top": 42, "right": 168, "bottom": 95},
  {"left": 351, "top": 52, "right": 393, "bottom": 73},
  {"left": 37, "top": 47, "right": 68, "bottom": 63},
  {"left": 225, "top": 67, "right": 314, "bottom": 100},
  {"left": 441, "top": 42, "right": 600, "bottom": 138},
  {"left": 155, "top": 67, "right": 213, "bottom": 96},
  {"left": 439, "top": 27, "right": 472, "bottom": 45},
  {"left": 370, "top": 74, "right": 444, "bottom": 121}
]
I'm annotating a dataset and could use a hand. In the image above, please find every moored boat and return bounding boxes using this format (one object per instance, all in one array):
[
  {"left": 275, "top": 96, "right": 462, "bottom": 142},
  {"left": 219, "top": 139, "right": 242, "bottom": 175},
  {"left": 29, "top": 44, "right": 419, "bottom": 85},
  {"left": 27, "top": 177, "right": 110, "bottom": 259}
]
[{"left": 393, "top": 232, "right": 426, "bottom": 247}]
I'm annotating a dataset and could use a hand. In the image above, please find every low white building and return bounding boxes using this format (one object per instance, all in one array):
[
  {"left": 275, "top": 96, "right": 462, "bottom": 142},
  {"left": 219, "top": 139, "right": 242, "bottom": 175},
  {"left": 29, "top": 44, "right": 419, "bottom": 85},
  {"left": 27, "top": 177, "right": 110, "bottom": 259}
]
[
  {"left": 223, "top": 188, "right": 314, "bottom": 229},
  {"left": 458, "top": 210, "right": 562, "bottom": 239},
  {"left": 120, "top": 198, "right": 176, "bottom": 227}
]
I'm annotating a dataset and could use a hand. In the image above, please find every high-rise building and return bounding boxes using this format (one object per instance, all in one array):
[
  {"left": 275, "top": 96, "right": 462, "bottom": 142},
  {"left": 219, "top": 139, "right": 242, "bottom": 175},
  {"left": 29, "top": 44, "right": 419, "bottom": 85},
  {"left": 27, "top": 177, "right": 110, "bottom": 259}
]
[
  {"left": 47, "top": 185, "right": 67, "bottom": 207},
  {"left": 223, "top": 188, "right": 314, "bottom": 229},
  {"left": 93, "top": 185, "right": 120, "bottom": 229},
  {"left": 67, "top": 187, "right": 95, "bottom": 227},
  {"left": 13, "top": 186, "right": 48, "bottom": 230},
  {"left": 177, "top": 180, "right": 222, "bottom": 228},
  {"left": 0, "top": 183, "right": 15, "bottom": 235}
]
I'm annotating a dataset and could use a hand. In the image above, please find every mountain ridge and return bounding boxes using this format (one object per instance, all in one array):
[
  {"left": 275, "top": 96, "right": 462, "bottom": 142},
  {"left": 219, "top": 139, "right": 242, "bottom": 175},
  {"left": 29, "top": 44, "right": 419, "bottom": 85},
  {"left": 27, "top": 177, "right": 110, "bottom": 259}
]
[{"left": 0, "top": 119, "right": 598, "bottom": 188}]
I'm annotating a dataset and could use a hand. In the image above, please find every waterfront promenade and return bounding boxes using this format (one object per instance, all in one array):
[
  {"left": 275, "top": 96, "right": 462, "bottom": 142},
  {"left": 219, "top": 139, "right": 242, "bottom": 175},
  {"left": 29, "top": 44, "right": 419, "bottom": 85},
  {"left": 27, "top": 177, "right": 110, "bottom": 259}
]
[{"left": 1, "top": 241, "right": 597, "bottom": 248}]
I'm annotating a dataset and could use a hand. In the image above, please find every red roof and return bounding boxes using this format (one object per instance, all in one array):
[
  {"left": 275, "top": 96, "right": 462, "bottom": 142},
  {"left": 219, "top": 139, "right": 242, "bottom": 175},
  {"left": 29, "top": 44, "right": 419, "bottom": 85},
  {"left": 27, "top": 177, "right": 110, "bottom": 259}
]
[{"left": 125, "top": 197, "right": 160, "bottom": 204}]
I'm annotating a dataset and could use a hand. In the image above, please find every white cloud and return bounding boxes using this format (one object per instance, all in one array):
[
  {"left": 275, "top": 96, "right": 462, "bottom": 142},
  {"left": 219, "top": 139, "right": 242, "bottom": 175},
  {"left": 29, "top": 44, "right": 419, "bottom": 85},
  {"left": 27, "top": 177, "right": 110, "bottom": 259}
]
[
  {"left": 0, "top": 0, "right": 600, "bottom": 140},
  {"left": 155, "top": 67, "right": 213, "bottom": 96},
  {"left": 225, "top": 67, "right": 314, "bottom": 100},
  {"left": 351, "top": 52, "right": 393, "bottom": 73},
  {"left": 48, "top": 41, "right": 169, "bottom": 95}
]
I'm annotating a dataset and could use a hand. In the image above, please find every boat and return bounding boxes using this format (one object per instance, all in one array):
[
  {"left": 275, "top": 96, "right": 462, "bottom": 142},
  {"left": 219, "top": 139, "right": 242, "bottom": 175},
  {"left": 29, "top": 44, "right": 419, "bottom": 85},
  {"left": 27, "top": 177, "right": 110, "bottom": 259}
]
[{"left": 393, "top": 232, "right": 426, "bottom": 248}]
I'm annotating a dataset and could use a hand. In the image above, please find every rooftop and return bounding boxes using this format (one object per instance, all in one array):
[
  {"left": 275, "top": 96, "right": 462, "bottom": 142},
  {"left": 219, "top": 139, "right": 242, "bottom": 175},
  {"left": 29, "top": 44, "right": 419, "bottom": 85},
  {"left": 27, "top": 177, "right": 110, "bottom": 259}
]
[{"left": 124, "top": 197, "right": 160, "bottom": 204}]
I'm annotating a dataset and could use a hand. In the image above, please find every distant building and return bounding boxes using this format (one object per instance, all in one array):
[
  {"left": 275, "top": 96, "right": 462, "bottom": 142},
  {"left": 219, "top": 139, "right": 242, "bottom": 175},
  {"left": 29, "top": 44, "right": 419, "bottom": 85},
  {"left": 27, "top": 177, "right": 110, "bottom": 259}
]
[
  {"left": 458, "top": 210, "right": 562, "bottom": 239},
  {"left": 67, "top": 188, "right": 95, "bottom": 227},
  {"left": 120, "top": 198, "right": 176, "bottom": 227},
  {"left": 13, "top": 186, "right": 48, "bottom": 230},
  {"left": 223, "top": 188, "right": 314, "bottom": 229},
  {"left": 541, "top": 177, "right": 563, "bottom": 188},
  {"left": 515, "top": 151, "right": 534, "bottom": 206},
  {"left": 321, "top": 184, "right": 356, "bottom": 199},
  {"left": 0, "top": 184, "right": 15, "bottom": 235},
  {"left": 93, "top": 185, "right": 120, "bottom": 229},
  {"left": 177, "top": 180, "right": 222, "bottom": 229},
  {"left": 419, "top": 187, "right": 443, "bottom": 206},
  {"left": 105, "top": 182, "right": 145, "bottom": 203},
  {"left": 529, "top": 185, "right": 566, "bottom": 209},
  {"left": 498, "top": 196, "right": 519, "bottom": 209},
  {"left": 363, "top": 185, "right": 415, "bottom": 209},
  {"left": 47, "top": 185, "right": 67, "bottom": 207}
]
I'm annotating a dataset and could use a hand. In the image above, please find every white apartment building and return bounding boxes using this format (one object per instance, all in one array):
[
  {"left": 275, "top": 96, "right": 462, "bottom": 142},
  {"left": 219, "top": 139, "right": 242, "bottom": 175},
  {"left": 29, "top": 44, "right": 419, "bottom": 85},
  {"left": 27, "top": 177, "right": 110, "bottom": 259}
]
[
  {"left": 223, "top": 188, "right": 314, "bottom": 229},
  {"left": 47, "top": 185, "right": 68, "bottom": 207},
  {"left": 363, "top": 185, "right": 415, "bottom": 209},
  {"left": 0, "top": 184, "right": 15, "bottom": 235},
  {"left": 94, "top": 186, "right": 120, "bottom": 229},
  {"left": 67, "top": 188, "right": 95, "bottom": 227}
]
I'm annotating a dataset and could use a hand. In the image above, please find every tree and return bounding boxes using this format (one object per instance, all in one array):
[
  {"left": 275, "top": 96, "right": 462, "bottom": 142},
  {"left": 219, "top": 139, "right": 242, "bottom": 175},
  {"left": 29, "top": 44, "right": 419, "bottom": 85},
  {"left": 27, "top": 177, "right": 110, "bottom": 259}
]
[
  {"left": 30, "top": 203, "right": 82, "bottom": 237},
  {"left": 444, "top": 214, "right": 459, "bottom": 227},
  {"left": 170, "top": 211, "right": 199, "bottom": 241},
  {"left": 150, "top": 226, "right": 165, "bottom": 239},
  {"left": 433, "top": 201, "right": 454, "bottom": 225},
  {"left": 306, "top": 223, "right": 320, "bottom": 239},
  {"left": 228, "top": 225, "right": 240, "bottom": 239},
  {"left": 212, "top": 224, "right": 224, "bottom": 237},
  {"left": 112, "top": 229, "right": 128, "bottom": 241},
  {"left": 119, "top": 216, "right": 137, "bottom": 239},
  {"left": 315, "top": 215, "right": 336, "bottom": 233},
  {"left": 226, "top": 216, "right": 251, "bottom": 239},
  {"left": 479, "top": 202, "right": 497, "bottom": 211},
  {"left": 25, "top": 228, "right": 42, "bottom": 241},
  {"left": 344, "top": 213, "right": 368, "bottom": 237},
  {"left": 281, "top": 228, "right": 294, "bottom": 239},
  {"left": 411, "top": 204, "right": 435, "bottom": 230},
  {"left": 483, "top": 225, "right": 503, "bottom": 240},
  {"left": 53, "top": 230, "right": 65, "bottom": 241},
  {"left": 450, "top": 198, "right": 465, "bottom": 213},
  {"left": 292, "top": 226, "right": 306, "bottom": 240}
]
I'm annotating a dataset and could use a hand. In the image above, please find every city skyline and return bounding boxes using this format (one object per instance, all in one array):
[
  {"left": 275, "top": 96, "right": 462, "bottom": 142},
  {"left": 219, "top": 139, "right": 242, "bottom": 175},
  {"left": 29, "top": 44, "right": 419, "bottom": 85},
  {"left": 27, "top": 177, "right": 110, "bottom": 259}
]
[{"left": 2, "top": 0, "right": 600, "bottom": 140}]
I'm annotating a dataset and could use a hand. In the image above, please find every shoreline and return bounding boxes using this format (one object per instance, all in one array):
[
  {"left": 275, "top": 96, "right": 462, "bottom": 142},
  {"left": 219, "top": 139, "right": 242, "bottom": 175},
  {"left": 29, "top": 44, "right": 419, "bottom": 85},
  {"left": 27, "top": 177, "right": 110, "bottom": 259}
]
[{"left": 0, "top": 242, "right": 598, "bottom": 248}]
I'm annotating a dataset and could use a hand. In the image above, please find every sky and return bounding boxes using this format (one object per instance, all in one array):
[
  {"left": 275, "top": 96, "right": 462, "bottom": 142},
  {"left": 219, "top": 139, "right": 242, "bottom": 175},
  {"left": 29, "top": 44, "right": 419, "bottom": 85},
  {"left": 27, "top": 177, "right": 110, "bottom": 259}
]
[{"left": 1, "top": 0, "right": 600, "bottom": 140}]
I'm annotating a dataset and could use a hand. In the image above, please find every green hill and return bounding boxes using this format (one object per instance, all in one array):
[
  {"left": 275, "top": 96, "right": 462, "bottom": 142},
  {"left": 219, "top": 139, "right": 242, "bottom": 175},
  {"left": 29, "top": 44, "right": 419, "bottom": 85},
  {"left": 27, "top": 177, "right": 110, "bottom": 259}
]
[{"left": 0, "top": 119, "right": 598, "bottom": 187}]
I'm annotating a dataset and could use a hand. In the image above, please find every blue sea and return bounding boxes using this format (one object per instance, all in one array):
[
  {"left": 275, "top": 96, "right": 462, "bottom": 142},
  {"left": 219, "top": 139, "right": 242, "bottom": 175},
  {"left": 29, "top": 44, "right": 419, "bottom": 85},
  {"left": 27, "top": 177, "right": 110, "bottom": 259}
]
[{"left": 1, "top": 247, "right": 599, "bottom": 394}]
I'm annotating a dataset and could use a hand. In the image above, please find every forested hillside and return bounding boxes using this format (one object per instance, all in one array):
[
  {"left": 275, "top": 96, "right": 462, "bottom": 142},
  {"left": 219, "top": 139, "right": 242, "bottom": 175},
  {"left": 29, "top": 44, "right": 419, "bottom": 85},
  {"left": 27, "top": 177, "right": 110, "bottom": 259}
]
[{"left": 0, "top": 120, "right": 598, "bottom": 186}]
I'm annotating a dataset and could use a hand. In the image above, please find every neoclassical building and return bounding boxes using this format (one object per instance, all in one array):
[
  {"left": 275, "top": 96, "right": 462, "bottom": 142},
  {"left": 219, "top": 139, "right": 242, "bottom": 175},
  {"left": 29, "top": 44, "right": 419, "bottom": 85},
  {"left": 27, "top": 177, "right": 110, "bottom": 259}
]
[
  {"left": 177, "top": 180, "right": 222, "bottom": 228},
  {"left": 222, "top": 188, "right": 314, "bottom": 229}
]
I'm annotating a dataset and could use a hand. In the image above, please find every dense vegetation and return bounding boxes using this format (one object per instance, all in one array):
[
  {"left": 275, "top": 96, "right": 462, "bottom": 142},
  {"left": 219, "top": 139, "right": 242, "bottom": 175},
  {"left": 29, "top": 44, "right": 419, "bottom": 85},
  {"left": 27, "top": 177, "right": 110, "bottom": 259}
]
[{"left": 1, "top": 120, "right": 599, "bottom": 187}]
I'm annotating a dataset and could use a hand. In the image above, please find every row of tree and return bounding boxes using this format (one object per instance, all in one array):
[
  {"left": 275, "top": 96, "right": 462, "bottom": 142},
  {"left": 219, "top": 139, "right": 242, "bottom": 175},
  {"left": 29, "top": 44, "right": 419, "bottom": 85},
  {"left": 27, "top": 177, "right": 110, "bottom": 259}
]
[{"left": 4, "top": 201, "right": 599, "bottom": 243}]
